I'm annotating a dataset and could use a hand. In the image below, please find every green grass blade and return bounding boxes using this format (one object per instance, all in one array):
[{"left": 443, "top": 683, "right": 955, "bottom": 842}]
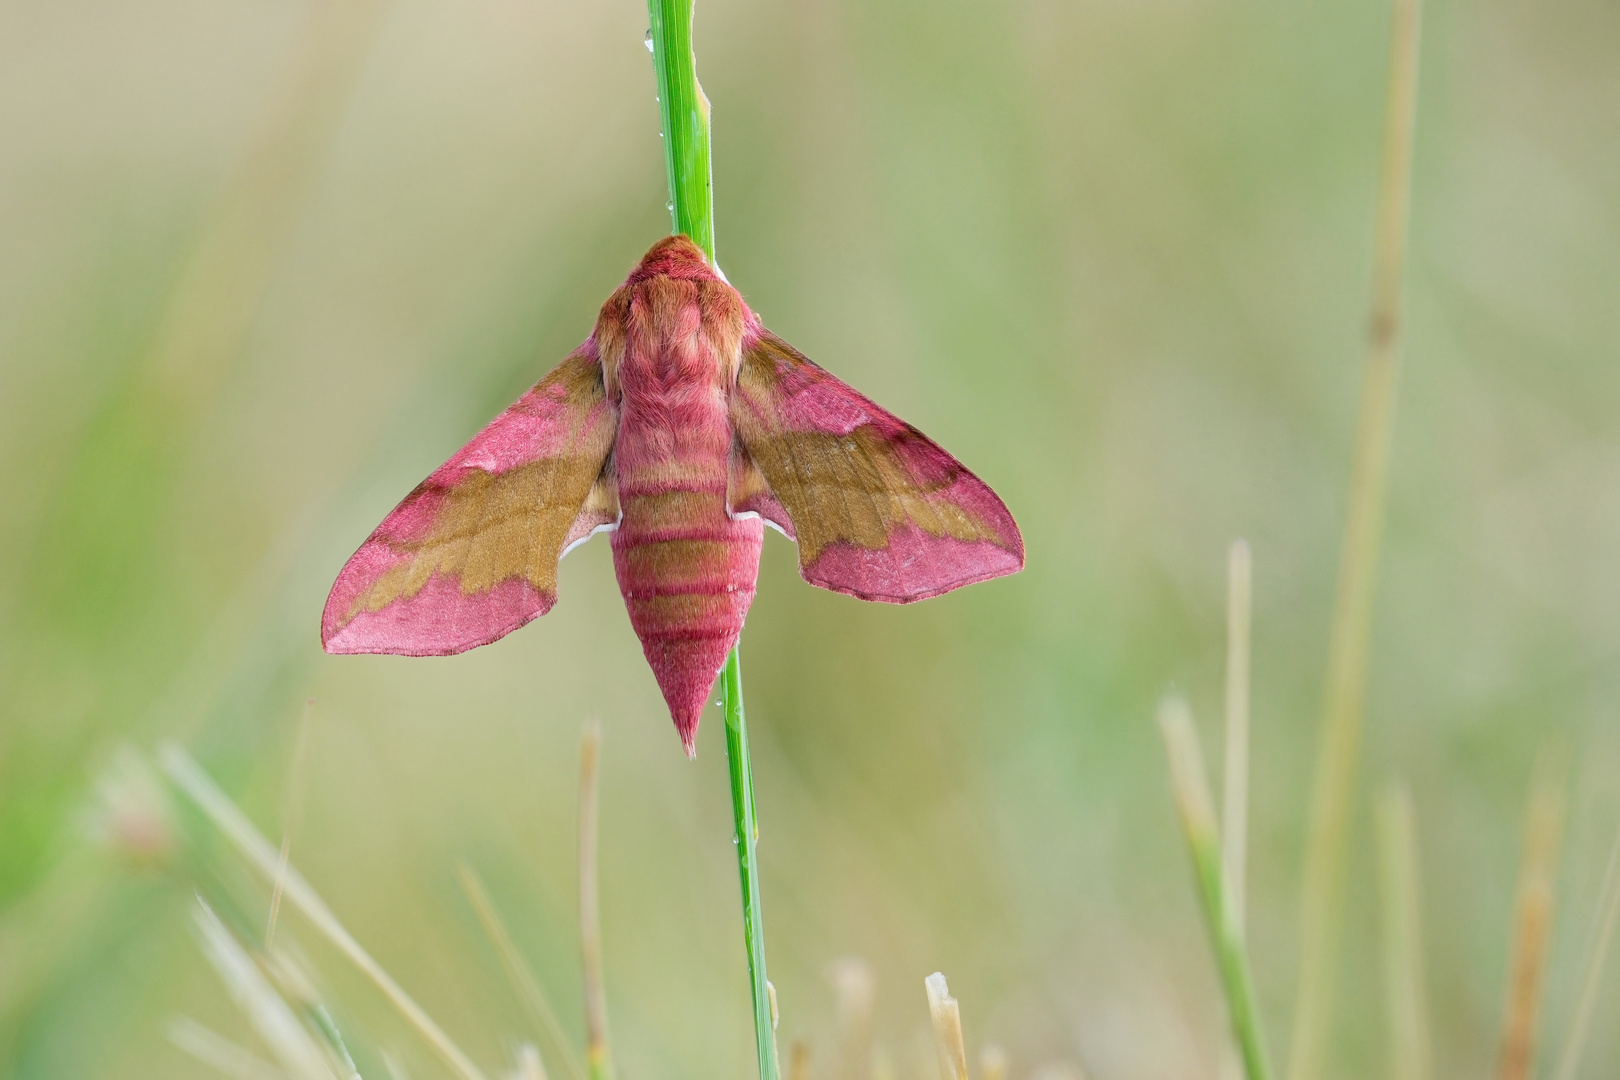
[
  {"left": 721, "top": 649, "right": 780, "bottom": 1080},
  {"left": 1159, "top": 697, "right": 1275, "bottom": 1080},
  {"left": 646, "top": 0, "right": 715, "bottom": 261}
]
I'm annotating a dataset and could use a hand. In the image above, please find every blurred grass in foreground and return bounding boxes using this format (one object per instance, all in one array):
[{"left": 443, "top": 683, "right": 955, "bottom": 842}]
[{"left": 3, "top": 0, "right": 1620, "bottom": 1077}]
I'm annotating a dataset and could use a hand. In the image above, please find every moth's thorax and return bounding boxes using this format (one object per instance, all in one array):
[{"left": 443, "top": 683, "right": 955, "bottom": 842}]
[{"left": 592, "top": 238, "right": 752, "bottom": 406}]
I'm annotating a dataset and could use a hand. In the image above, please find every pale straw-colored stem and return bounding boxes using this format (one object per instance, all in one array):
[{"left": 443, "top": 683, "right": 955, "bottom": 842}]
[
  {"left": 1288, "top": 0, "right": 1423, "bottom": 1072},
  {"left": 980, "top": 1044, "right": 1009, "bottom": 1080},
  {"left": 456, "top": 863, "right": 585, "bottom": 1080},
  {"left": 168, "top": 1016, "right": 290, "bottom": 1080},
  {"left": 831, "top": 957, "right": 876, "bottom": 1080},
  {"left": 267, "top": 698, "right": 316, "bottom": 949},
  {"left": 579, "top": 724, "right": 614, "bottom": 1080},
  {"left": 788, "top": 1042, "right": 813, "bottom": 1080},
  {"left": 924, "top": 973, "right": 970, "bottom": 1080},
  {"left": 1223, "top": 540, "right": 1253, "bottom": 937},
  {"left": 1497, "top": 752, "right": 1568, "bottom": 1080},
  {"left": 192, "top": 899, "right": 338, "bottom": 1080},
  {"left": 160, "top": 744, "right": 491, "bottom": 1080},
  {"left": 512, "top": 1044, "right": 549, "bottom": 1080},
  {"left": 1375, "top": 783, "right": 1432, "bottom": 1080},
  {"left": 1550, "top": 818, "right": 1620, "bottom": 1080}
]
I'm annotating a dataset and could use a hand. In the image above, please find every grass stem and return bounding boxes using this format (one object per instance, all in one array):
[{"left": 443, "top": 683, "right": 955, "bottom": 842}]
[
  {"left": 1498, "top": 750, "right": 1568, "bottom": 1080},
  {"left": 1550, "top": 817, "right": 1620, "bottom": 1080},
  {"left": 789, "top": 1042, "right": 813, "bottom": 1080},
  {"left": 167, "top": 1016, "right": 288, "bottom": 1080},
  {"left": 924, "top": 973, "right": 970, "bottom": 1080},
  {"left": 1159, "top": 697, "right": 1275, "bottom": 1080},
  {"left": 579, "top": 723, "right": 614, "bottom": 1080},
  {"left": 831, "top": 957, "right": 876, "bottom": 1080},
  {"left": 192, "top": 898, "right": 339, "bottom": 1080},
  {"left": 1223, "top": 539, "right": 1253, "bottom": 937},
  {"left": 267, "top": 698, "right": 315, "bottom": 950},
  {"left": 646, "top": 0, "right": 714, "bottom": 261},
  {"left": 721, "top": 649, "right": 780, "bottom": 1080},
  {"left": 644, "top": 6, "right": 778, "bottom": 1078},
  {"left": 160, "top": 744, "right": 492, "bottom": 1080},
  {"left": 1374, "top": 783, "right": 1432, "bottom": 1080},
  {"left": 1288, "top": 0, "right": 1423, "bottom": 1071},
  {"left": 455, "top": 864, "right": 585, "bottom": 1080}
]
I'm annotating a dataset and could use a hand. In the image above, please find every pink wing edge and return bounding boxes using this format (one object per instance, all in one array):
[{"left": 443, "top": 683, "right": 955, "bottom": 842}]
[
  {"left": 322, "top": 351, "right": 615, "bottom": 657},
  {"left": 735, "top": 331, "right": 1024, "bottom": 604}
]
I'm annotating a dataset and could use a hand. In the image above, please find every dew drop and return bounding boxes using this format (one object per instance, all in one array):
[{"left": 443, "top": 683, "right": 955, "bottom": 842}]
[{"left": 644, "top": 29, "right": 654, "bottom": 52}]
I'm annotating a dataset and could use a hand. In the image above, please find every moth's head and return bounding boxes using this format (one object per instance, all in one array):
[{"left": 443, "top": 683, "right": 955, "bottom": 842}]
[{"left": 627, "top": 234, "right": 715, "bottom": 284}]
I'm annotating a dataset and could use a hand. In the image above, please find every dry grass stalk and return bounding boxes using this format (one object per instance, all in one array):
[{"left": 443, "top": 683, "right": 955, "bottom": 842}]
[
  {"left": 980, "top": 1043, "right": 1009, "bottom": 1080},
  {"left": 1551, "top": 818, "right": 1620, "bottom": 1080},
  {"left": 192, "top": 899, "right": 338, "bottom": 1080},
  {"left": 579, "top": 723, "right": 614, "bottom": 1080},
  {"left": 455, "top": 864, "right": 584, "bottom": 1080},
  {"left": 1497, "top": 751, "right": 1569, "bottom": 1080},
  {"left": 268, "top": 699, "right": 316, "bottom": 949},
  {"left": 789, "top": 1041, "right": 813, "bottom": 1080},
  {"left": 830, "top": 958, "right": 876, "bottom": 1080},
  {"left": 168, "top": 1015, "right": 289, "bottom": 1080},
  {"left": 871, "top": 1043, "right": 896, "bottom": 1080},
  {"left": 508, "top": 1044, "right": 548, "bottom": 1080},
  {"left": 1375, "top": 783, "right": 1432, "bottom": 1080},
  {"left": 1028, "top": 1064, "right": 1088, "bottom": 1080},
  {"left": 924, "top": 973, "right": 969, "bottom": 1080},
  {"left": 1288, "top": 0, "right": 1424, "bottom": 1070},
  {"left": 160, "top": 744, "right": 492, "bottom": 1080},
  {"left": 1223, "top": 540, "right": 1253, "bottom": 935}
]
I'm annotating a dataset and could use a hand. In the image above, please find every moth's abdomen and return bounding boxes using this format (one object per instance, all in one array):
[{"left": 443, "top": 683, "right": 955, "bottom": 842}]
[
  {"left": 607, "top": 259, "right": 757, "bottom": 754},
  {"left": 611, "top": 472, "right": 763, "bottom": 755}
]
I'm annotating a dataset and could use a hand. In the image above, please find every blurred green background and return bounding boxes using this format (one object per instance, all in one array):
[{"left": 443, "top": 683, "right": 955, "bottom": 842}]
[{"left": 3, "top": 0, "right": 1619, "bottom": 1077}]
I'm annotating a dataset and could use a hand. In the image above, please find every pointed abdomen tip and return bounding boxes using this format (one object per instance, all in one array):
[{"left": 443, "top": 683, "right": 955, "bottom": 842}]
[{"left": 675, "top": 707, "right": 702, "bottom": 758}]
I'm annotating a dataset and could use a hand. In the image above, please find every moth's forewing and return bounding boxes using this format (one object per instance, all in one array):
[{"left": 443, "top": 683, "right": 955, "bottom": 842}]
[
  {"left": 322, "top": 351, "right": 618, "bottom": 655},
  {"left": 729, "top": 331, "right": 1023, "bottom": 603}
]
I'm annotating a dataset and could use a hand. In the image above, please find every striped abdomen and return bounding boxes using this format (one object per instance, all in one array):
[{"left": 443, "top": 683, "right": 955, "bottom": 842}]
[{"left": 608, "top": 275, "right": 760, "bottom": 754}]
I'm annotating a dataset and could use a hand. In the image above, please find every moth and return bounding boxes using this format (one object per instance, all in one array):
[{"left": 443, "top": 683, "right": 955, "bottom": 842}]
[{"left": 323, "top": 236, "right": 1023, "bottom": 754}]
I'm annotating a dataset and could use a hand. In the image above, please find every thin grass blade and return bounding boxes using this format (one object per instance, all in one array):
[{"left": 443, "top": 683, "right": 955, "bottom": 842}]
[
  {"left": 1223, "top": 539, "right": 1253, "bottom": 938},
  {"left": 1498, "top": 750, "right": 1569, "bottom": 1080},
  {"left": 1375, "top": 783, "right": 1432, "bottom": 1080},
  {"left": 455, "top": 864, "right": 585, "bottom": 1080},
  {"left": 192, "top": 899, "right": 338, "bottom": 1080},
  {"left": 168, "top": 1016, "right": 290, "bottom": 1080},
  {"left": 1551, "top": 817, "right": 1620, "bottom": 1080},
  {"left": 831, "top": 958, "right": 876, "bottom": 1080},
  {"left": 268, "top": 699, "right": 316, "bottom": 949},
  {"left": 1288, "top": 0, "right": 1424, "bottom": 1069},
  {"left": 579, "top": 723, "right": 615, "bottom": 1080},
  {"left": 160, "top": 744, "right": 491, "bottom": 1080},
  {"left": 1159, "top": 696, "right": 1274, "bottom": 1080}
]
